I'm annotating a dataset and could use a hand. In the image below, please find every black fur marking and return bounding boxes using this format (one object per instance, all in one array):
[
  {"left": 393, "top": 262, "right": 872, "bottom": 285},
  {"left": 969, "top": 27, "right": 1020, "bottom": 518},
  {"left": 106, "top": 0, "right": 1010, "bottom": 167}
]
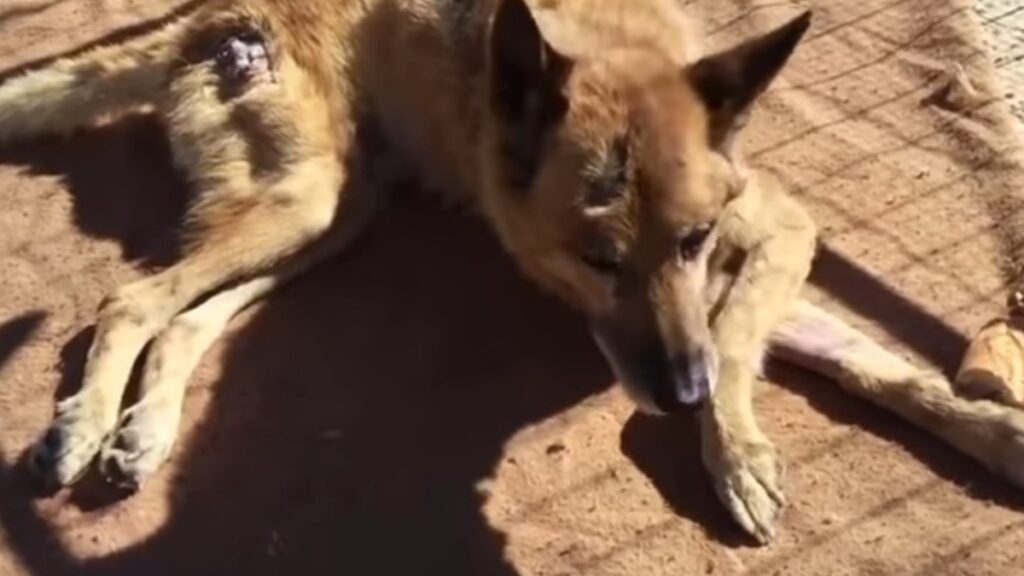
[
  {"left": 687, "top": 11, "right": 811, "bottom": 152},
  {"left": 490, "top": 0, "right": 573, "bottom": 191},
  {"left": 499, "top": 126, "right": 545, "bottom": 191},
  {"left": 437, "top": 0, "right": 487, "bottom": 54}
]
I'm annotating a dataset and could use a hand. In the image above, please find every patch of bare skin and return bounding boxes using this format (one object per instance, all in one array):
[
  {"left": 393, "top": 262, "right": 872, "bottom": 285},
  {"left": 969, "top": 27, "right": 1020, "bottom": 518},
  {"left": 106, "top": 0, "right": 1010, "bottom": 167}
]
[{"left": 216, "top": 31, "right": 275, "bottom": 87}]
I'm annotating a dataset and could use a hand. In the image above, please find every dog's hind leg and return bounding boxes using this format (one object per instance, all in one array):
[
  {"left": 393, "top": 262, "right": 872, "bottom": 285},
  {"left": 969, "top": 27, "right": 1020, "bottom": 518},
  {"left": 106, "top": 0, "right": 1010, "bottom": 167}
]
[
  {"left": 30, "top": 42, "right": 363, "bottom": 487},
  {"left": 98, "top": 172, "right": 380, "bottom": 489},
  {"left": 97, "top": 275, "right": 280, "bottom": 488},
  {"left": 31, "top": 154, "right": 349, "bottom": 487},
  {"left": 771, "top": 300, "right": 1024, "bottom": 489}
]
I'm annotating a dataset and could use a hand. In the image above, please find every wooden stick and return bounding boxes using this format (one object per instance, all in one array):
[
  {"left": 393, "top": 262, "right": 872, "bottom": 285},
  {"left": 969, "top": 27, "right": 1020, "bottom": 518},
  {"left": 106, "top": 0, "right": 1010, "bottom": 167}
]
[{"left": 955, "top": 291, "right": 1024, "bottom": 407}]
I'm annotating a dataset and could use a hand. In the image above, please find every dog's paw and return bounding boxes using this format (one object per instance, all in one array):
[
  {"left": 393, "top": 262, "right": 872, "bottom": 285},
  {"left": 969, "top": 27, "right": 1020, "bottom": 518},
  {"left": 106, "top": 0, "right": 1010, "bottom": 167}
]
[
  {"left": 703, "top": 434, "right": 785, "bottom": 545},
  {"left": 909, "top": 371, "right": 1024, "bottom": 489},
  {"left": 99, "top": 402, "right": 178, "bottom": 491},
  {"left": 30, "top": 395, "right": 113, "bottom": 487},
  {"left": 983, "top": 404, "right": 1024, "bottom": 487}
]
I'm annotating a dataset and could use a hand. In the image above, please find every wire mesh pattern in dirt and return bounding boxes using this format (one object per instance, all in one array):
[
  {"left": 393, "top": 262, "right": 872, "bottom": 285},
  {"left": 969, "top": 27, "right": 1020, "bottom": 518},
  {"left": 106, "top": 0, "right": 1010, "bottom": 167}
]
[
  {"left": 0, "top": 1, "right": 1023, "bottom": 576},
  {"left": 975, "top": 0, "right": 1024, "bottom": 126}
]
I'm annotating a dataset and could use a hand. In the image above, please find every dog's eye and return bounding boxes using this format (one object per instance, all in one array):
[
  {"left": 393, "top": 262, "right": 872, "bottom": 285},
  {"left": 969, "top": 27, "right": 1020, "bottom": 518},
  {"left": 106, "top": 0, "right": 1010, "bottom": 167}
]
[
  {"left": 678, "top": 224, "right": 713, "bottom": 261},
  {"left": 581, "top": 244, "right": 622, "bottom": 275},
  {"left": 582, "top": 252, "right": 621, "bottom": 275}
]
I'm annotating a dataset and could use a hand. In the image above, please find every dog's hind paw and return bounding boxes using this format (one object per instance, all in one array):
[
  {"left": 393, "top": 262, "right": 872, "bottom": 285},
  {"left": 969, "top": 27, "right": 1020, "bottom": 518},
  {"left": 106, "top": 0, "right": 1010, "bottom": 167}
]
[
  {"left": 982, "top": 405, "right": 1024, "bottom": 488},
  {"left": 98, "top": 401, "right": 178, "bottom": 491},
  {"left": 30, "top": 395, "right": 113, "bottom": 488}
]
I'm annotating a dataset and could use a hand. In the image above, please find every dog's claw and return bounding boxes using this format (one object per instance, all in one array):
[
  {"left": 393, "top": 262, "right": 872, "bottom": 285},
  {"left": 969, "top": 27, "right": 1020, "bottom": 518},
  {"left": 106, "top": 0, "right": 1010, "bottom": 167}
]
[
  {"left": 971, "top": 399, "right": 1024, "bottom": 488},
  {"left": 99, "top": 402, "right": 177, "bottom": 490},
  {"left": 29, "top": 395, "right": 112, "bottom": 488},
  {"left": 704, "top": 435, "right": 785, "bottom": 545}
]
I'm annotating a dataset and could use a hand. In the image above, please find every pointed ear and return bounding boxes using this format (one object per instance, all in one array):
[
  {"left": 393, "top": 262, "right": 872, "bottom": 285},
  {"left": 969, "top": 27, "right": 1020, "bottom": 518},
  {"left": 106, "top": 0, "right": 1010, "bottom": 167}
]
[
  {"left": 489, "top": 0, "right": 575, "bottom": 189},
  {"left": 490, "top": 0, "right": 573, "bottom": 121},
  {"left": 686, "top": 11, "right": 812, "bottom": 154}
]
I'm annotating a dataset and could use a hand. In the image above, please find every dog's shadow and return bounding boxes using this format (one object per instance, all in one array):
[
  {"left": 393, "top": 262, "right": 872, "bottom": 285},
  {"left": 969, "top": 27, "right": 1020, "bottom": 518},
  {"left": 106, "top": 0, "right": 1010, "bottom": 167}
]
[
  {"left": 0, "top": 115, "right": 187, "bottom": 268},
  {"left": 1, "top": 113, "right": 633, "bottom": 573},
  {"left": 85, "top": 196, "right": 622, "bottom": 575},
  {"left": 619, "top": 411, "right": 756, "bottom": 547}
]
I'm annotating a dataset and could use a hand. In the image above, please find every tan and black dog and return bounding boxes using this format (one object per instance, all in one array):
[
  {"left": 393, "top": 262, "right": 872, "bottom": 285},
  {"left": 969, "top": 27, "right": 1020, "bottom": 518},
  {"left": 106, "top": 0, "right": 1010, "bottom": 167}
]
[{"left": 1, "top": 0, "right": 1022, "bottom": 544}]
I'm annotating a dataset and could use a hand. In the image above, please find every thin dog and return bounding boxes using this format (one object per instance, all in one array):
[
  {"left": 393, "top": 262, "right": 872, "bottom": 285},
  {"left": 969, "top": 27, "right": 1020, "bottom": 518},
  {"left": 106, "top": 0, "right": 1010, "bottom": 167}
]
[{"left": 0, "top": 0, "right": 1021, "bottom": 544}]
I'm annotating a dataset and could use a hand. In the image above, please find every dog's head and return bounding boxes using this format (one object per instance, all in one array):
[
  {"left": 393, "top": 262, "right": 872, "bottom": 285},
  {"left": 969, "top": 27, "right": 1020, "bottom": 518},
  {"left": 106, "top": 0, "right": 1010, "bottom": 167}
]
[{"left": 481, "top": 0, "right": 810, "bottom": 414}]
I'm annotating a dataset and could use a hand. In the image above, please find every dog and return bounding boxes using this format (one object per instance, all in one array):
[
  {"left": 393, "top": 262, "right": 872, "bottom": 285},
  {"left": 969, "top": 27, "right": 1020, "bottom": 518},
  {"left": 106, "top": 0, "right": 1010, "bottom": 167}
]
[{"left": 1, "top": 0, "right": 1022, "bottom": 545}]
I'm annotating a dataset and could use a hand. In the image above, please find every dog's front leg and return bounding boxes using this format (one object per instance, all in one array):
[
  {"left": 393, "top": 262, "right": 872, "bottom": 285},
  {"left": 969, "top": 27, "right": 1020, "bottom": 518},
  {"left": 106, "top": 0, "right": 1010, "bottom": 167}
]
[{"left": 701, "top": 177, "right": 817, "bottom": 544}]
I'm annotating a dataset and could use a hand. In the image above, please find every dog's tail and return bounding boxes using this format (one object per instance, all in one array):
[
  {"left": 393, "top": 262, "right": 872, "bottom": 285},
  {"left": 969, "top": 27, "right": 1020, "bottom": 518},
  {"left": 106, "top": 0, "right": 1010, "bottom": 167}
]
[
  {"left": 770, "top": 299, "right": 1024, "bottom": 487},
  {"left": 0, "top": 16, "right": 191, "bottom": 142}
]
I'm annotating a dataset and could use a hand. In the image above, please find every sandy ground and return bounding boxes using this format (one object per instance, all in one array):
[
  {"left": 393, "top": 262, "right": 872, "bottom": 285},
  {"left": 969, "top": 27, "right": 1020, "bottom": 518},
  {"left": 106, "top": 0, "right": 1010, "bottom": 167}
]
[{"left": 2, "top": 0, "right": 1024, "bottom": 575}]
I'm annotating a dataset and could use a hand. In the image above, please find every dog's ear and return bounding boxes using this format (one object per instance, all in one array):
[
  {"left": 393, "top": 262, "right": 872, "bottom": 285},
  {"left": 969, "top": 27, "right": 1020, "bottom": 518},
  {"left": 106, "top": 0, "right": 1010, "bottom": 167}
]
[
  {"left": 686, "top": 11, "right": 811, "bottom": 155},
  {"left": 490, "top": 0, "right": 574, "bottom": 188},
  {"left": 490, "top": 0, "right": 572, "bottom": 121}
]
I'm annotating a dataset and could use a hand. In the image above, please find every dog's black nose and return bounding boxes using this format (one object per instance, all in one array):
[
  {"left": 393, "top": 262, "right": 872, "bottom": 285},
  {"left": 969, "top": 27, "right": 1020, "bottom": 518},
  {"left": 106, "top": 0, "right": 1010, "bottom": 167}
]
[{"left": 671, "top": 353, "right": 714, "bottom": 408}]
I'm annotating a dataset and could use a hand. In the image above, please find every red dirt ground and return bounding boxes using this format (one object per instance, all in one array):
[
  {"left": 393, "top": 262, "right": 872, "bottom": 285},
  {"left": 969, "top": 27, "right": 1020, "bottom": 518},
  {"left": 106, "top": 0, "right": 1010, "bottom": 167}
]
[{"left": 1, "top": 1, "right": 1024, "bottom": 575}]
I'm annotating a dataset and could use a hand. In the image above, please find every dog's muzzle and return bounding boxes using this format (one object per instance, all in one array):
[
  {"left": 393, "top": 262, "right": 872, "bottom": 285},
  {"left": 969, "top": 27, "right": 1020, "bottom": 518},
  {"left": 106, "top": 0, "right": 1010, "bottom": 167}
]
[{"left": 592, "top": 327, "right": 717, "bottom": 414}]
